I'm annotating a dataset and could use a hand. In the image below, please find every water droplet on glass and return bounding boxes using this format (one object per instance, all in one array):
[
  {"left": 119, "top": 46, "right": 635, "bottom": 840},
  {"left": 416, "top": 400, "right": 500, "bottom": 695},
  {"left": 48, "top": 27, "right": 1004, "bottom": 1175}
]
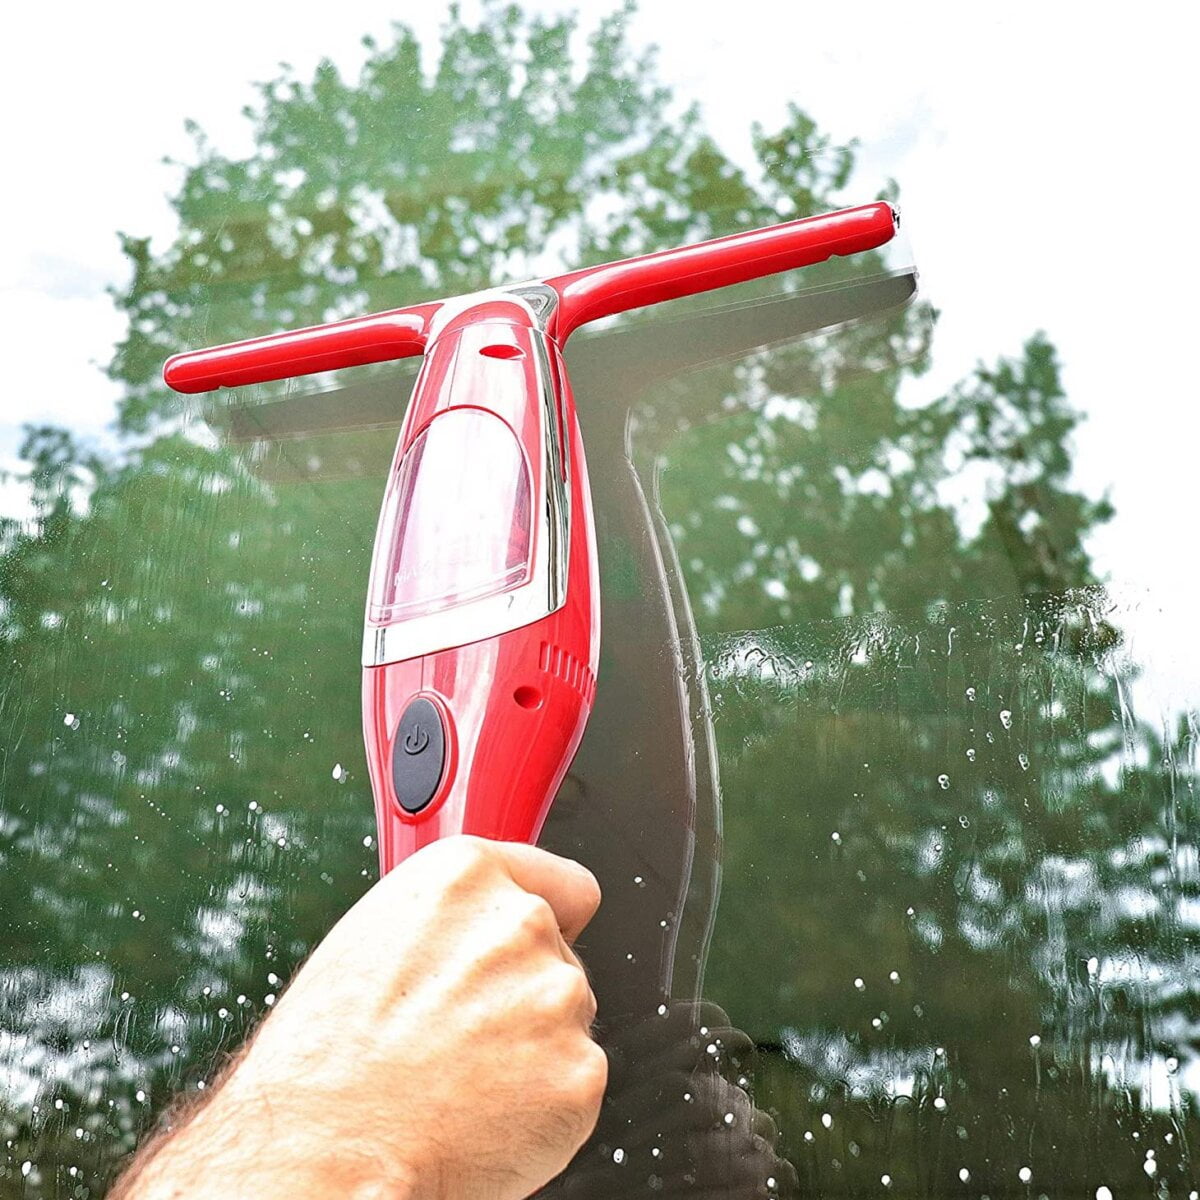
[
  {"left": 612, "top": 1148, "right": 625, "bottom": 1165},
  {"left": 767, "top": 1177, "right": 777, "bottom": 1190},
  {"left": 966, "top": 748, "right": 976, "bottom": 762},
  {"left": 63, "top": 713, "right": 80, "bottom": 729},
  {"left": 657, "top": 1004, "right": 668, "bottom": 1016},
  {"left": 937, "top": 774, "right": 950, "bottom": 790},
  {"left": 264, "top": 993, "right": 276, "bottom": 1006},
  {"left": 1144, "top": 1159, "right": 1157, "bottom": 1178},
  {"left": 1000, "top": 709, "right": 1013, "bottom": 729},
  {"left": 723, "top": 1112, "right": 734, "bottom": 1126},
  {"left": 1095, "top": 1188, "right": 1112, "bottom": 1200},
  {"left": 268, "top": 972, "right": 280, "bottom": 986},
  {"left": 135, "top": 1090, "right": 146, "bottom": 1103},
  {"left": 881, "top": 1174, "right": 892, "bottom": 1187},
  {"left": 1029, "top": 1034, "right": 1041, "bottom": 1047},
  {"left": 854, "top": 977, "right": 865, "bottom": 991},
  {"left": 1167, "top": 1056, "right": 1179, "bottom": 1073},
  {"left": 831, "top": 831, "right": 842, "bottom": 845},
  {"left": 332, "top": 762, "right": 347, "bottom": 782},
  {"left": 804, "top": 1131, "right": 814, "bottom": 1143},
  {"left": 1018, "top": 753, "right": 1030, "bottom": 770},
  {"left": 959, "top": 815, "right": 970, "bottom": 828},
  {"left": 965, "top": 687, "right": 976, "bottom": 701},
  {"left": 363, "top": 835, "right": 374, "bottom": 848},
  {"left": 21, "top": 1162, "right": 31, "bottom": 1178},
  {"left": 633, "top": 875, "right": 644, "bottom": 887},
  {"left": 822, "top": 1113, "right": 833, "bottom": 1129},
  {"left": 960, "top": 1168, "right": 971, "bottom": 1183},
  {"left": 1018, "top": 1166, "right": 1032, "bottom": 1183},
  {"left": 934, "top": 1097, "right": 947, "bottom": 1111},
  {"left": 889, "top": 970, "right": 900, "bottom": 983}
]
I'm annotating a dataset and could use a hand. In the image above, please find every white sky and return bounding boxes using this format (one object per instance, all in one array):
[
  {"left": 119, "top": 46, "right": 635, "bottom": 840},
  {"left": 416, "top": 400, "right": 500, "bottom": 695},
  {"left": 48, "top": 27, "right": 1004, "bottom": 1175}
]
[{"left": 2, "top": 0, "right": 1197, "bottom": 717}]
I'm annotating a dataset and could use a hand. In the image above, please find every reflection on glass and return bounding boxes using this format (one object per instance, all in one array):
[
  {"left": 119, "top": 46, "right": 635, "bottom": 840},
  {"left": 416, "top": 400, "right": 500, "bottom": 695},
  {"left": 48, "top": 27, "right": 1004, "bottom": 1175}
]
[{"left": 1, "top": 7, "right": 1196, "bottom": 1199}]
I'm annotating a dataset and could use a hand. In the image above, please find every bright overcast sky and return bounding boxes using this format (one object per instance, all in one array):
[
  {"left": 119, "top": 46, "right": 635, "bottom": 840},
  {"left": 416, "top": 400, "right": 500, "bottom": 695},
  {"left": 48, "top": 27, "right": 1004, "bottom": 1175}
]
[{"left": 2, "top": 0, "right": 1197, "bottom": 714}]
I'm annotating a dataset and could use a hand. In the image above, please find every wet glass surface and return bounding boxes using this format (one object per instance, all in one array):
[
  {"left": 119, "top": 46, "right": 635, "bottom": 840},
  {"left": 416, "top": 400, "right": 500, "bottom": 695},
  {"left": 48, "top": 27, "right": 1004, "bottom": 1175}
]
[{"left": 3, "top": 7, "right": 1197, "bottom": 1198}]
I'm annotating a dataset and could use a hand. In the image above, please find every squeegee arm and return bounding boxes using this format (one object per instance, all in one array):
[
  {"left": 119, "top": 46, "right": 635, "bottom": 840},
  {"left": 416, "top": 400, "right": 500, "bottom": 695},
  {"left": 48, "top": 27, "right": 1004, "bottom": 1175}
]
[
  {"left": 162, "top": 203, "right": 897, "bottom": 394},
  {"left": 163, "top": 305, "right": 439, "bottom": 394},
  {"left": 547, "top": 201, "right": 897, "bottom": 340}
]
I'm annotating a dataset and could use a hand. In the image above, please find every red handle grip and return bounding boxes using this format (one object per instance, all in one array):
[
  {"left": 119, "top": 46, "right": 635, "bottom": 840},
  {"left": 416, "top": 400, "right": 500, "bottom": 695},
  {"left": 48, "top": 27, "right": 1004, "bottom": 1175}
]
[
  {"left": 547, "top": 201, "right": 898, "bottom": 340},
  {"left": 163, "top": 305, "right": 437, "bottom": 394},
  {"left": 161, "top": 203, "right": 897, "bottom": 394}
]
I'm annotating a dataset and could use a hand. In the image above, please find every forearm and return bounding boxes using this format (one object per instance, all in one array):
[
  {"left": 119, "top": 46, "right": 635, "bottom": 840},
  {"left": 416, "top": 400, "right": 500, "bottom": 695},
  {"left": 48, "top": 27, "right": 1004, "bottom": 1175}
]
[
  {"left": 108, "top": 1041, "right": 417, "bottom": 1200},
  {"left": 107, "top": 1045, "right": 252, "bottom": 1200}
]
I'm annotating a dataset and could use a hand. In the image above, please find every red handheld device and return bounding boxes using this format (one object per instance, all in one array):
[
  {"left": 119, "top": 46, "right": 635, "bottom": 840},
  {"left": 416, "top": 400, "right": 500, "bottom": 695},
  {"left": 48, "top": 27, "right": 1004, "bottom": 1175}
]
[{"left": 165, "top": 202, "right": 899, "bottom": 873}]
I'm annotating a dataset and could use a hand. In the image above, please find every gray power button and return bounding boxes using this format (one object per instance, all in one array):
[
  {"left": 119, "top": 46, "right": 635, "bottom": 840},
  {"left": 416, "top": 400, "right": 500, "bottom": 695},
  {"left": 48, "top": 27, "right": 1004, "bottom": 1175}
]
[{"left": 392, "top": 697, "right": 446, "bottom": 814}]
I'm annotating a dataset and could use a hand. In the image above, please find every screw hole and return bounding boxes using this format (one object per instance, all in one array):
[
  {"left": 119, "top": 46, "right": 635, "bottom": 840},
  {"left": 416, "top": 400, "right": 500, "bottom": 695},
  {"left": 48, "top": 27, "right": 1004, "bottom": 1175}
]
[
  {"left": 480, "top": 343, "right": 524, "bottom": 360},
  {"left": 513, "top": 685, "right": 543, "bottom": 710}
]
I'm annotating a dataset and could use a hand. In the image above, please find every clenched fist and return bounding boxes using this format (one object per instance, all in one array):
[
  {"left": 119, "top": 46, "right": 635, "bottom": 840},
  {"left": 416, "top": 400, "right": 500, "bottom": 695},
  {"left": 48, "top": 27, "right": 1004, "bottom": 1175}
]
[{"left": 113, "top": 836, "right": 607, "bottom": 1200}]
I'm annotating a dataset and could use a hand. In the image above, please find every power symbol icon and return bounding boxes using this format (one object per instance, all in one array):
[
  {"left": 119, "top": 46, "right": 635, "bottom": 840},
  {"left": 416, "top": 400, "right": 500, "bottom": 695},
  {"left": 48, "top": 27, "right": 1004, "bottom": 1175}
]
[
  {"left": 403, "top": 725, "right": 430, "bottom": 755},
  {"left": 392, "top": 697, "right": 445, "bottom": 814}
]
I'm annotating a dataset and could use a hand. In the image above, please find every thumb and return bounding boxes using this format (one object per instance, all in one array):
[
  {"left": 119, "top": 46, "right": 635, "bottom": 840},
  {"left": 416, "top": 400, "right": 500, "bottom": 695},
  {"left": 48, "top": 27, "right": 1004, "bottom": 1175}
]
[{"left": 490, "top": 841, "right": 602, "bottom": 944}]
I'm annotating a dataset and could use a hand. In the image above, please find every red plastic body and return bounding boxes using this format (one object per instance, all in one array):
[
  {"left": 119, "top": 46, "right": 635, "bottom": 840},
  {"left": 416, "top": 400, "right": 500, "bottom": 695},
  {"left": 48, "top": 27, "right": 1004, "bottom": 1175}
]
[
  {"left": 162, "top": 201, "right": 898, "bottom": 873},
  {"left": 361, "top": 305, "right": 599, "bottom": 867}
]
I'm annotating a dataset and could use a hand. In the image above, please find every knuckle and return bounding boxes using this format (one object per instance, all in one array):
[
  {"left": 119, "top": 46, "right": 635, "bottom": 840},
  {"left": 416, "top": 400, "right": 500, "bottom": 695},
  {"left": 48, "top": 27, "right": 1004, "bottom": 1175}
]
[
  {"left": 582, "top": 981, "right": 599, "bottom": 1027},
  {"left": 430, "top": 835, "right": 492, "bottom": 888},
  {"left": 540, "top": 962, "right": 590, "bottom": 1017},
  {"left": 571, "top": 1040, "right": 609, "bottom": 1111},
  {"left": 513, "top": 893, "right": 559, "bottom": 943}
]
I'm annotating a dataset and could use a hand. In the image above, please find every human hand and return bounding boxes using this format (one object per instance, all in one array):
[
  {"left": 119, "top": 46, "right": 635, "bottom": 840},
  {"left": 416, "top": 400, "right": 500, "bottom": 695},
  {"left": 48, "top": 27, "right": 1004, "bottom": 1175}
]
[{"left": 115, "top": 835, "right": 606, "bottom": 1200}]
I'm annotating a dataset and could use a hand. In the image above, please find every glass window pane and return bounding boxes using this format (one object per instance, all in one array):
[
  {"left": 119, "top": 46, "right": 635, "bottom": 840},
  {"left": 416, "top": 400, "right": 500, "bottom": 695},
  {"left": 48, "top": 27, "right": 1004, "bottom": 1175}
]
[{"left": 2, "top": 7, "right": 1196, "bottom": 1198}]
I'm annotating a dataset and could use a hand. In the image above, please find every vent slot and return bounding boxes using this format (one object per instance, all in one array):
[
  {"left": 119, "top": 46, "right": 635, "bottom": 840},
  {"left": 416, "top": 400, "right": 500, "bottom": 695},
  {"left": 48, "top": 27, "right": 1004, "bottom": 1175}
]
[{"left": 539, "top": 641, "right": 596, "bottom": 702}]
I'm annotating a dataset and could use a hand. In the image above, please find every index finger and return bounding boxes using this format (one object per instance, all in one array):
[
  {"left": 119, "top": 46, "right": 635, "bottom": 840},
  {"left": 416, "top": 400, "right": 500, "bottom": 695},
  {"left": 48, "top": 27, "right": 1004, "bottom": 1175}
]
[{"left": 490, "top": 840, "right": 602, "bottom": 944}]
